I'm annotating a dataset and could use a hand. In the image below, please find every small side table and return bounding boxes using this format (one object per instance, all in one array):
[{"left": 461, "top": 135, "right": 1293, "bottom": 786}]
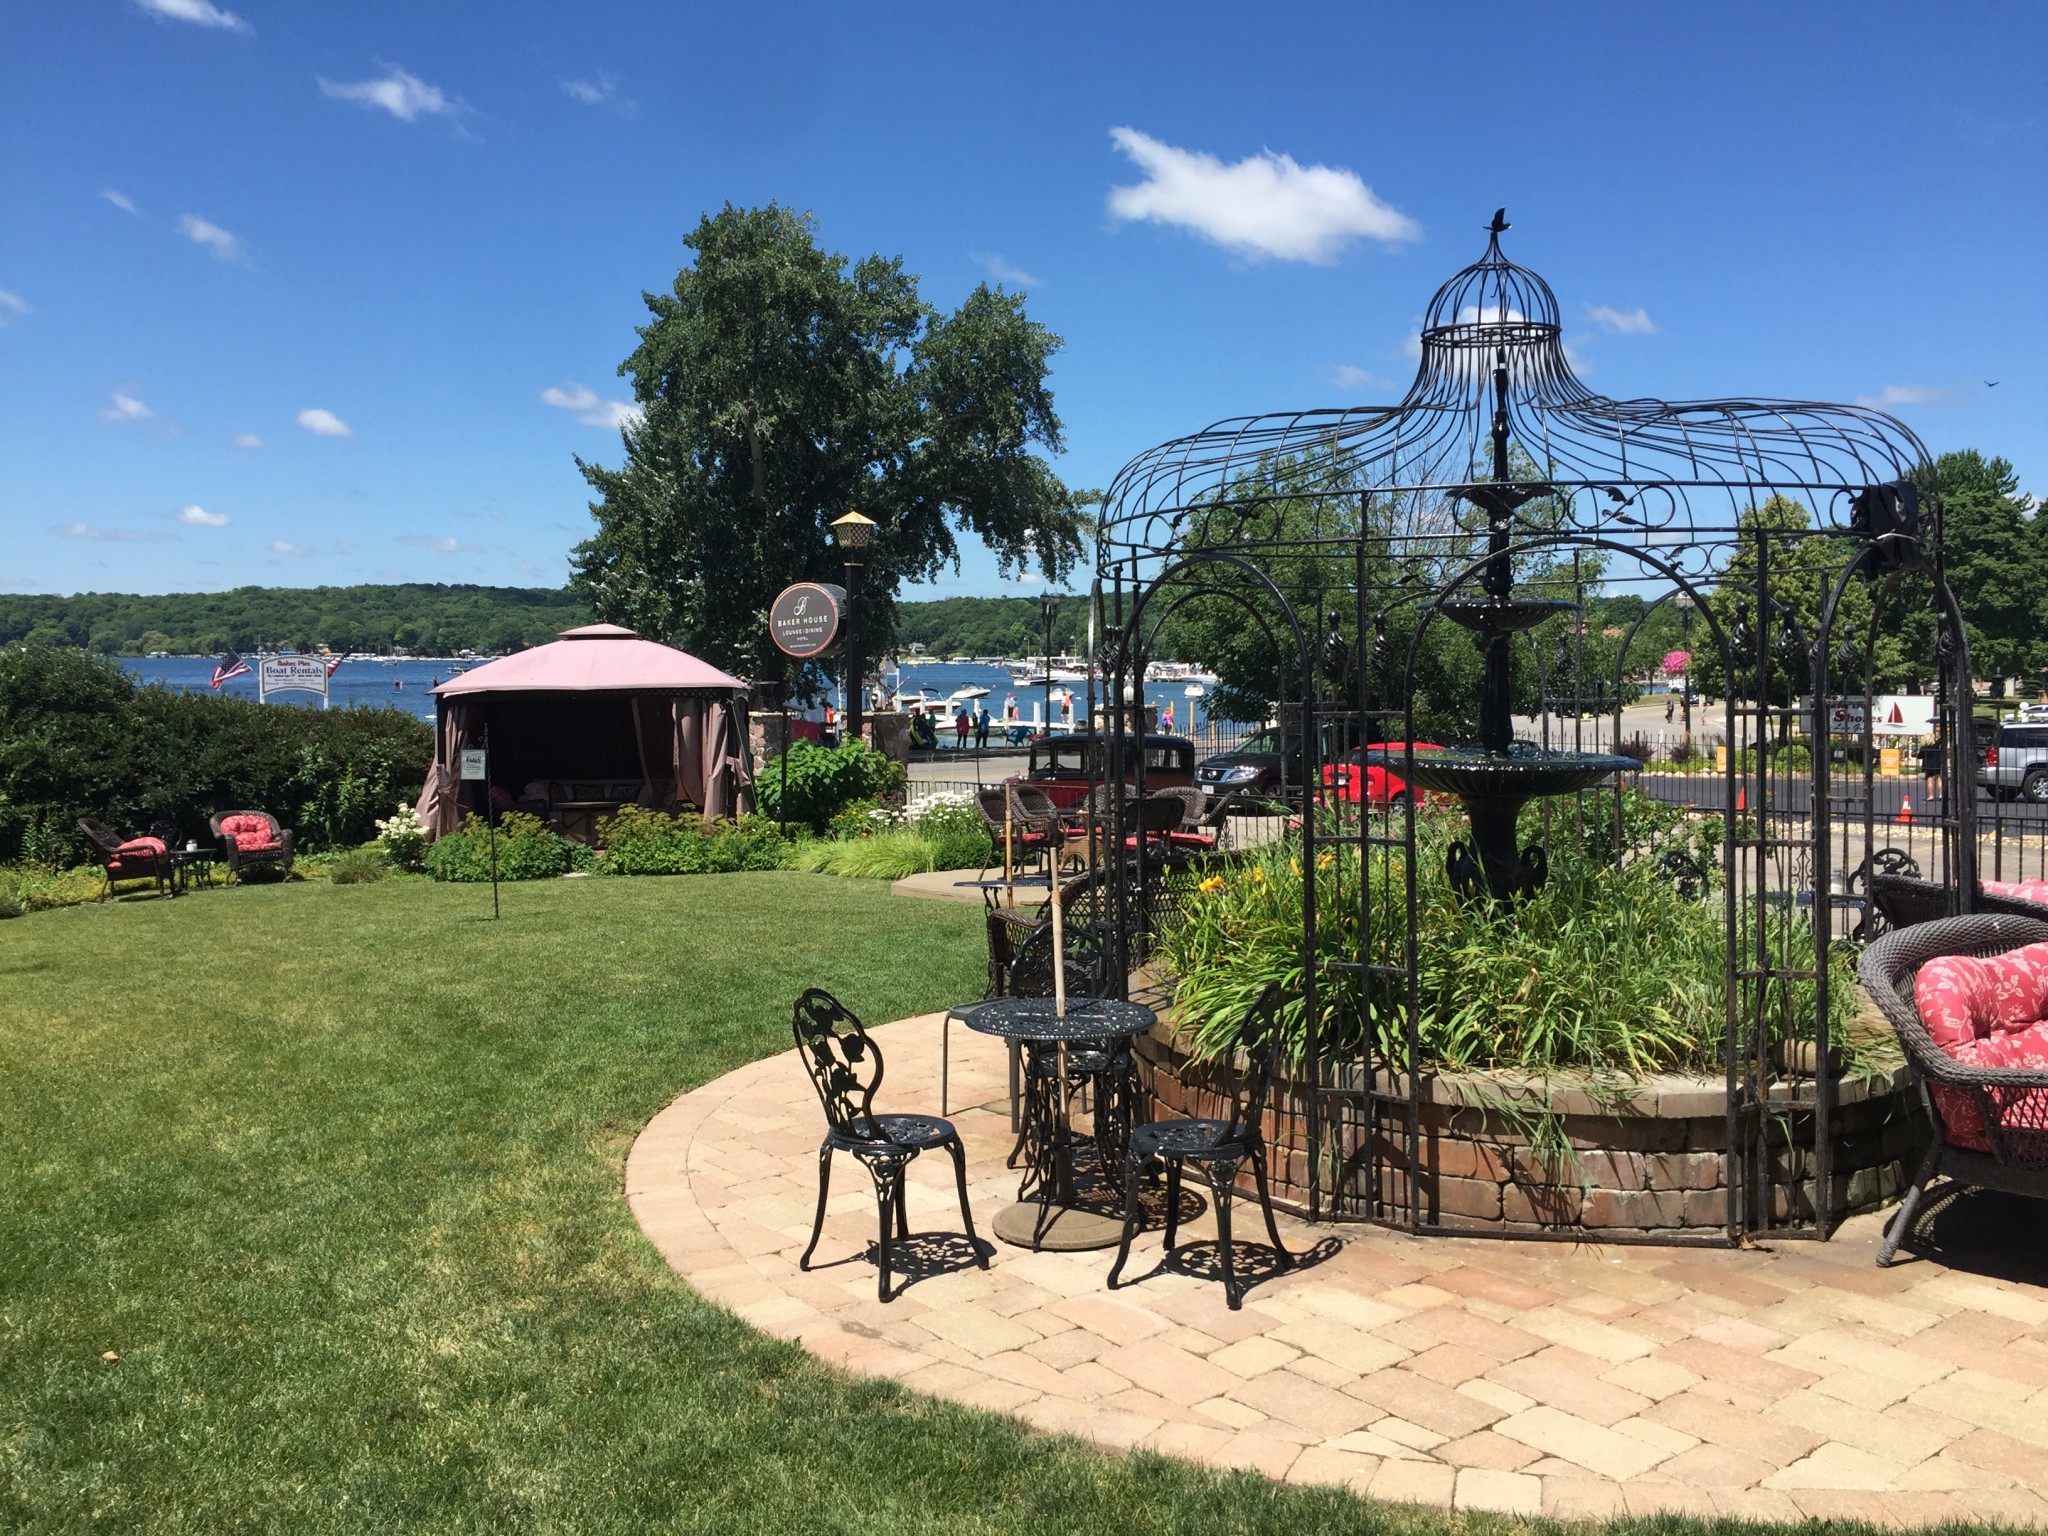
[{"left": 171, "top": 848, "right": 219, "bottom": 894}]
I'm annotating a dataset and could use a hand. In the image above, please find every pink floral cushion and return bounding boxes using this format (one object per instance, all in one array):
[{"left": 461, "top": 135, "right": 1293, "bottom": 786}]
[
  {"left": 114, "top": 836, "right": 167, "bottom": 858},
  {"left": 219, "top": 813, "right": 281, "bottom": 852},
  {"left": 1914, "top": 942, "right": 2048, "bottom": 1152},
  {"left": 1982, "top": 878, "right": 2048, "bottom": 906}
]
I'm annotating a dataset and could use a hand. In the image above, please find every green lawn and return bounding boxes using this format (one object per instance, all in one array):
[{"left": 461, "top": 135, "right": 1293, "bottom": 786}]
[{"left": 1, "top": 874, "right": 1507, "bottom": 1535}]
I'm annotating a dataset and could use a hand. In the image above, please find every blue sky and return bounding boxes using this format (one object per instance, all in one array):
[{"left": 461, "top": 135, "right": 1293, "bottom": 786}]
[{"left": 4, "top": 1, "right": 2043, "bottom": 600}]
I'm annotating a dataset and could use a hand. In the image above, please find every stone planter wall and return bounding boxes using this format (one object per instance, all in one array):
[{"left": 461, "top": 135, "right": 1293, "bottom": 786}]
[{"left": 1130, "top": 1002, "right": 1928, "bottom": 1238}]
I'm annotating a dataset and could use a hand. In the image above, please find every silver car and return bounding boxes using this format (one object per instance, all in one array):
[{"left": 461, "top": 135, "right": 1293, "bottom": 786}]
[{"left": 1979, "top": 721, "right": 2048, "bottom": 803}]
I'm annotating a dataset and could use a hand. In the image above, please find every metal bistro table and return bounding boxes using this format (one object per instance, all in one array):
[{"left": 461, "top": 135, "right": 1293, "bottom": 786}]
[{"left": 954, "top": 993, "right": 1154, "bottom": 1252}]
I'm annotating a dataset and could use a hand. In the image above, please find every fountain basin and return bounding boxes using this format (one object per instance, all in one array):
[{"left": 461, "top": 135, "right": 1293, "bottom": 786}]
[
  {"left": 1437, "top": 597, "right": 1577, "bottom": 635},
  {"left": 1370, "top": 743, "right": 1642, "bottom": 800}
]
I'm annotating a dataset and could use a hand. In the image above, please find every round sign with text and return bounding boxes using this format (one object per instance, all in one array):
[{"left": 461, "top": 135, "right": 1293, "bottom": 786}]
[{"left": 769, "top": 582, "right": 846, "bottom": 659}]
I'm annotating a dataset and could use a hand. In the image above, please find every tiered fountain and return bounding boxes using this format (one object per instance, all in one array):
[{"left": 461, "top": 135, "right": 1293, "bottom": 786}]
[{"left": 1367, "top": 340, "right": 1639, "bottom": 900}]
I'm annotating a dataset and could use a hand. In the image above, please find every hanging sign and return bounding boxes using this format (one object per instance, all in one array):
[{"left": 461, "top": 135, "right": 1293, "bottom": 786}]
[
  {"left": 258, "top": 655, "right": 330, "bottom": 707},
  {"left": 458, "top": 749, "right": 488, "bottom": 781},
  {"left": 768, "top": 582, "right": 846, "bottom": 659}
]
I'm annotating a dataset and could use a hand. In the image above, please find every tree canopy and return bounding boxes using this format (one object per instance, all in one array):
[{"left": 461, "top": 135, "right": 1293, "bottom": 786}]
[{"left": 568, "top": 204, "right": 1093, "bottom": 682}]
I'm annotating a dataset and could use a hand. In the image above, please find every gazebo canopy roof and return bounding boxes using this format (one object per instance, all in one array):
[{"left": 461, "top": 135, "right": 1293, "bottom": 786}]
[{"left": 433, "top": 625, "right": 746, "bottom": 696}]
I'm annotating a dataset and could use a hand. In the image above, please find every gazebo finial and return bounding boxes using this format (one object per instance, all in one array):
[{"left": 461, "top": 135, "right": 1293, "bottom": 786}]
[{"left": 1488, "top": 207, "right": 1510, "bottom": 234}]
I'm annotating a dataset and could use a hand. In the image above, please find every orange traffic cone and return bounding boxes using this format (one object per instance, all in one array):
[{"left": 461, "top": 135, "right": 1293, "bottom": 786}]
[
  {"left": 1735, "top": 785, "right": 1746, "bottom": 813},
  {"left": 1899, "top": 795, "right": 1915, "bottom": 825}
]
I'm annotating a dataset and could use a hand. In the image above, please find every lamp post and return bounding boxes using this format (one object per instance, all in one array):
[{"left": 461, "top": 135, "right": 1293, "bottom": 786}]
[
  {"left": 1039, "top": 591, "right": 1061, "bottom": 731},
  {"left": 831, "top": 511, "right": 875, "bottom": 748}
]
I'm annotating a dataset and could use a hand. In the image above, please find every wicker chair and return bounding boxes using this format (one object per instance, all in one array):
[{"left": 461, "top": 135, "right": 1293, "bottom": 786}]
[
  {"left": 76, "top": 818, "right": 175, "bottom": 900},
  {"left": 1858, "top": 914, "right": 2048, "bottom": 1266},
  {"left": 209, "top": 810, "right": 296, "bottom": 882}
]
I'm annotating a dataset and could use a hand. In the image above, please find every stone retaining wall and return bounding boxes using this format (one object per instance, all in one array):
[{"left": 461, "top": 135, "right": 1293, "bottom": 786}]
[{"left": 1130, "top": 1009, "right": 1928, "bottom": 1238}]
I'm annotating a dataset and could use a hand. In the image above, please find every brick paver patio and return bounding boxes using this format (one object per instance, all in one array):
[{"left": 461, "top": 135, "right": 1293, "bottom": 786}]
[{"left": 627, "top": 1013, "right": 2048, "bottom": 1525}]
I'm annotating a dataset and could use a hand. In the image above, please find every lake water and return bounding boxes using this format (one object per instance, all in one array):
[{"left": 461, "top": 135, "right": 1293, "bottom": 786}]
[{"left": 117, "top": 657, "right": 1219, "bottom": 734}]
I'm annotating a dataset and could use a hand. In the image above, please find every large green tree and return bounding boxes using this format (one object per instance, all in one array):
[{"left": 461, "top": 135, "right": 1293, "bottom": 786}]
[
  {"left": 568, "top": 205, "right": 1092, "bottom": 681},
  {"left": 1909, "top": 450, "right": 2044, "bottom": 687}
]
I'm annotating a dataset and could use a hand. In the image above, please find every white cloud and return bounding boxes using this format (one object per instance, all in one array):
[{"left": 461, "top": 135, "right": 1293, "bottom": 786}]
[
  {"left": 1329, "top": 364, "right": 1391, "bottom": 391},
  {"left": 561, "top": 73, "right": 633, "bottom": 113},
  {"left": 103, "top": 390, "right": 154, "bottom": 421},
  {"left": 177, "top": 504, "right": 230, "bottom": 527},
  {"left": 0, "top": 289, "right": 26, "bottom": 326},
  {"left": 541, "top": 383, "right": 640, "bottom": 430},
  {"left": 102, "top": 189, "right": 138, "bottom": 214},
  {"left": 1586, "top": 304, "right": 1657, "bottom": 335},
  {"left": 1106, "top": 126, "right": 1420, "bottom": 264},
  {"left": 179, "top": 213, "right": 245, "bottom": 262},
  {"left": 230, "top": 432, "right": 263, "bottom": 449},
  {"left": 271, "top": 540, "right": 312, "bottom": 556},
  {"left": 135, "top": 0, "right": 250, "bottom": 33},
  {"left": 1855, "top": 384, "right": 1945, "bottom": 410},
  {"left": 398, "top": 534, "right": 483, "bottom": 554},
  {"left": 57, "top": 521, "right": 175, "bottom": 543},
  {"left": 1458, "top": 304, "right": 1529, "bottom": 326},
  {"left": 297, "top": 407, "right": 352, "bottom": 437},
  {"left": 319, "top": 66, "right": 462, "bottom": 123},
  {"left": 971, "top": 251, "right": 1043, "bottom": 288}
]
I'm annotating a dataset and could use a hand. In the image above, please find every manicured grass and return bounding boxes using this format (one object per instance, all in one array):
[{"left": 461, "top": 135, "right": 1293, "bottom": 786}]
[{"left": 3, "top": 874, "right": 1476, "bottom": 1536}]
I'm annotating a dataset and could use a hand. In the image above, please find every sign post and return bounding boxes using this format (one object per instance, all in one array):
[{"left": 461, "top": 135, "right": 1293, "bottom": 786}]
[{"left": 458, "top": 740, "right": 498, "bottom": 918}]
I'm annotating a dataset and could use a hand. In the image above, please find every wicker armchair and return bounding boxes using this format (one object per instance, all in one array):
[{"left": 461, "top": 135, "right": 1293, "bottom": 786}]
[
  {"left": 1858, "top": 914, "right": 2048, "bottom": 1265},
  {"left": 76, "top": 818, "right": 175, "bottom": 900},
  {"left": 210, "top": 810, "right": 296, "bottom": 882}
]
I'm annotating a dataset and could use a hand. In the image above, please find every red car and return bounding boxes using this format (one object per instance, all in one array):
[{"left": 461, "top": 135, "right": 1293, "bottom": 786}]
[{"left": 1321, "top": 743, "right": 1447, "bottom": 809}]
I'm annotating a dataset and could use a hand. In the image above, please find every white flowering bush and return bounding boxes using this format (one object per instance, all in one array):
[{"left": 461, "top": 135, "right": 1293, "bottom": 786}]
[{"left": 374, "top": 801, "right": 429, "bottom": 872}]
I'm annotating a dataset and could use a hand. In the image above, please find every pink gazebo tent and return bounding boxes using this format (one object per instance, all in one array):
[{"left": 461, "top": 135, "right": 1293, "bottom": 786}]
[{"left": 413, "top": 624, "right": 755, "bottom": 839}]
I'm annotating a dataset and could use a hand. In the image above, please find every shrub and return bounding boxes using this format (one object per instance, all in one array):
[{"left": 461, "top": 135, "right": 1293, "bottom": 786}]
[
  {"left": 0, "top": 862, "right": 105, "bottom": 917},
  {"left": 425, "top": 813, "right": 576, "bottom": 882},
  {"left": 1162, "top": 801, "right": 1860, "bottom": 1082},
  {"left": 911, "top": 794, "right": 993, "bottom": 870},
  {"left": 791, "top": 829, "right": 946, "bottom": 880},
  {"left": 754, "top": 741, "right": 906, "bottom": 833},
  {"left": 0, "top": 642, "right": 433, "bottom": 862},
  {"left": 591, "top": 807, "right": 790, "bottom": 875},
  {"left": 326, "top": 845, "right": 392, "bottom": 884},
  {"left": 375, "top": 802, "right": 429, "bottom": 872}
]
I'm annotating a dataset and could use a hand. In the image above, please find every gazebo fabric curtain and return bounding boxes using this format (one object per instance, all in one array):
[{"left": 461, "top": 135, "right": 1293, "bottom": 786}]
[
  {"left": 672, "top": 696, "right": 754, "bottom": 823},
  {"left": 416, "top": 693, "right": 752, "bottom": 838},
  {"left": 414, "top": 700, "right": 483, "bottom": 839}
]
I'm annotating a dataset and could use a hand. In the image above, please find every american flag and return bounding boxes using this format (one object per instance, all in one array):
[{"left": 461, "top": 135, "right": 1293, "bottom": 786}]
[
  {"left": 325, "top": 655, "right": 343, "bottom": 676},
  {"left": 210, "top": 651, "right": 251, "bottom": 689}
]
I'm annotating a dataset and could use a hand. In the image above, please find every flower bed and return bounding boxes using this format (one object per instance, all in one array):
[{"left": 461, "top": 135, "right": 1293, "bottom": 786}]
[{"left": 1146, "top": 795, "right": 1922, "bottom": 1235}]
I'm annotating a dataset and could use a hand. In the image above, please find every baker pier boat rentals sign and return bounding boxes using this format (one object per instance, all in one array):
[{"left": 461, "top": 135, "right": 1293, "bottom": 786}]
[
  {"left": 768, "top": 582, "right": 847, "bottom": 660},
  {"left": 259, "top": 654, "right": 332, "bottom": 707}
]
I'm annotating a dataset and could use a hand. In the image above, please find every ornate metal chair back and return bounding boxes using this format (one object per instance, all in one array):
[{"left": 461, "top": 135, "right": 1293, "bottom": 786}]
[
  {"left": 1220, "top": 983, "right": 1286, "bottom": 1145},
  {"left": 1009, "top": 921, "right": 1110, "bottom": 1000},
  {"left": 792, "top": 988, "right": 885, "bottom": 1138}
]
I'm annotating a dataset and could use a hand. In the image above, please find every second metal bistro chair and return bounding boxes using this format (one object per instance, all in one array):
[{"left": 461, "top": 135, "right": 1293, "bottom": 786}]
[
  {"left": 1108, "top": 983, "right": 1292, "bottom": 1309},
  {"left": 792, "top": 989, "right": 985, "bottom": 1302}
]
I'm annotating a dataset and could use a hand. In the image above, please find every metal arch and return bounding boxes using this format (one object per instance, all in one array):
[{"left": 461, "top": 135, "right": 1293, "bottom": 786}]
[{"left": 1114, "top": 549, "right": 1330, "bottom": 1209}]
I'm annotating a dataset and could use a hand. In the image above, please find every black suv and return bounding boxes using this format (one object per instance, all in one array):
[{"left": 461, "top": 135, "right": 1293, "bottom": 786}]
[{"left": 1195, "top": 726, "right": 1353, "bottom": 803}]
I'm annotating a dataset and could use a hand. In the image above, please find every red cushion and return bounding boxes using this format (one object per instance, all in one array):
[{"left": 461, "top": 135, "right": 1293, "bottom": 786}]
[
  {"left": 220, "top": 814, "right": 281, "bottom": 852},
  {"left": 1983, "top": 878, "right": 2048, "bottom": 906},
  {"left": 1915, "top": 943, "right": 2048, "bottom": 1151},
  {"left": 115, "top": 836, "right": 167, "bottom": 857}
]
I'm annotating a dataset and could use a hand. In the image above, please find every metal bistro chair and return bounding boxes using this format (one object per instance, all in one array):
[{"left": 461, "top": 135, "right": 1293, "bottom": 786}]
[
  {"left": 1859, "top": 914, "right": 2048, "bottom": 1267},
  {"left": 793, "top": 988, "right": 984, "bottom": 1301},
  {"left": 1109, "top": 982, "right": 1293, "bottom": 1309}
]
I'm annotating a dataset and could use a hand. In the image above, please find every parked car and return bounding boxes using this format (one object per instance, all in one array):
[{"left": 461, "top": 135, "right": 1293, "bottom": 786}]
[
  {"left": 1979, "top": 721, "right": 2048, "bottom": 803},
  {"left": 1018, "top": 732, "right": 1196, "bottom": 810},
  {"left": 1195, "top": 723, "right": 1359, "bottom": 804},
  {"left": 1322, "top": 743, "right": 1449, "bottom": 809}
]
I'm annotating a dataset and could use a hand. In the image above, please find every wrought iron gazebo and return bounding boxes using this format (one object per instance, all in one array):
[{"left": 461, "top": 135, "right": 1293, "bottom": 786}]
[{"left": 1088, "top": 211, "right": 1977, "bottom": 1245}]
